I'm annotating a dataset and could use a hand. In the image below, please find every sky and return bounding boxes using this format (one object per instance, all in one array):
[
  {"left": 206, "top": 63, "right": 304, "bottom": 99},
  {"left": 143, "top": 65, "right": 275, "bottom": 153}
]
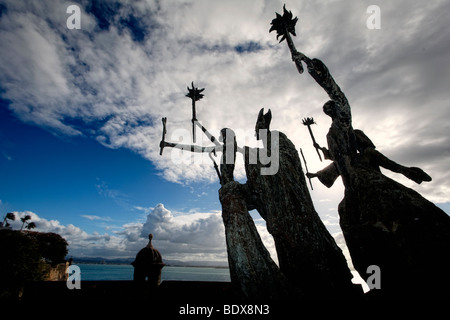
[{"left": 0, "top": 0, "right": 449, "bottom": 269}]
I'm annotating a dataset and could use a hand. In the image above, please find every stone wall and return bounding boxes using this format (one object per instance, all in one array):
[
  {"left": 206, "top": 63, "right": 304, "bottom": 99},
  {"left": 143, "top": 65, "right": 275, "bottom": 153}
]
[{"left": 44, "top": 261, "right": 69, "bottom": 281}]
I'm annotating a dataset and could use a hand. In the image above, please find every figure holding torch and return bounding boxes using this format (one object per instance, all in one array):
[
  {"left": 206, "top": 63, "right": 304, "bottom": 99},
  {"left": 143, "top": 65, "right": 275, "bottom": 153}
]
[{"left": 302, "top": 117, "right": 323, "bottom": 162}]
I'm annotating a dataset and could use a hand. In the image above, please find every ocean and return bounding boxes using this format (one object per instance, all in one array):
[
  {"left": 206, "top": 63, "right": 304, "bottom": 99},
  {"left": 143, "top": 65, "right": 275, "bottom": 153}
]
[{"left": 77, "top": 264, "right": 231, "bottom": 282}]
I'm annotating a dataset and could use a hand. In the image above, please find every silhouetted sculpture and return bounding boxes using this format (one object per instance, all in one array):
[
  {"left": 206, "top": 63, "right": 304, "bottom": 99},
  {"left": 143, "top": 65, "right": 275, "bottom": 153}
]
[
  {"left": 152, "top": 5, "right": 450, "bottom": 300},
  {"left": 161, "top": 122, "right": 294, "bottom": 298},
  {"left": 132, "top": 234, "right": 165, "bottom": 285},
  {"left": 219, "top": 128, "right": 237, "bottom": 185},
  {"left": 308, "top": 98, "right": 450, "bottom": 298},
  {"left": 288, "top": 21, "right": 450, "bottom": 298},
  {"left": 244, "top": 108, "right": 361, "bottom": 299},
  {"left": 218, "top": 128, "right": 296, "bottom": 299},
  {"left": 307, "top": 125, "right": 432, "bottom": 188}
]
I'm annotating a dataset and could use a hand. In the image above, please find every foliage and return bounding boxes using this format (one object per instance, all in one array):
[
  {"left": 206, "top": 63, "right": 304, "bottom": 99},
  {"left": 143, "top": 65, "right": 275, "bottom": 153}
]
[
  {"left": 24, "top": 231, "right": 69, "bottom": 265},
  {"left": 0, "top": 229, "right": 69, "bottom": 298},
  {"left": 0, "top": 212, "right": 15, "bottom": 228},
  {"left": 0, "top": 230, "right": 47, "bottom": 298},
  {"left": 20, "top": 214, "right": 36, "bottom": 231}
]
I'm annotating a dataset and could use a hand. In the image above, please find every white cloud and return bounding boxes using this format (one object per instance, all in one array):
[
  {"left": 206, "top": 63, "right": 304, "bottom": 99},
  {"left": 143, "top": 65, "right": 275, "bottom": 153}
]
[
  {"left": 81, "top": 215, "right": 112, "bottom": 221},
  {"left": 8, "top": 211, "right": 123, "bottom": 257},
  {"left": 138, "top": 203, "right": 226, "bottom": 261},
  {"left": 1, "top": 0, "right": 448, "bottom": 202},
  {"left": 6, "top": 204, "right": 282, "bottom": 264}
]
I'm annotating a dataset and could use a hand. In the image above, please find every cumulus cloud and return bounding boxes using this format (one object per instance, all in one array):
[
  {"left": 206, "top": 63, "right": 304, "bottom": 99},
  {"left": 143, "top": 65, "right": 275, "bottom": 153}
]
[
  {"left": 138, "top": 203, "right": 227, "bottom": 261},
  {"left": 6, "top": 204, "right": 282, "bottom": 263},
  {"left": 8, "top": 211, "right": 123, "bottom": 258}
]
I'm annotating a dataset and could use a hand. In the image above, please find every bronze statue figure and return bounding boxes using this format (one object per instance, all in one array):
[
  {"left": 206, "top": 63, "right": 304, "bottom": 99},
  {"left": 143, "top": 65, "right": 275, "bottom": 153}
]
[
  {"left": 244, "top": 108, "right": 360, "bottom": 299},
  {"left": 160, "top": 85, "right": 294, "bottom": 298},
  {"left": 154, "top": 5, "right": 450, "bottom": 300},
  {"left": 218, "top": 128, "right": 295, "bottom": 299},
  {"left": 278, "top": 6, "right": 450, "bottom": 298}
]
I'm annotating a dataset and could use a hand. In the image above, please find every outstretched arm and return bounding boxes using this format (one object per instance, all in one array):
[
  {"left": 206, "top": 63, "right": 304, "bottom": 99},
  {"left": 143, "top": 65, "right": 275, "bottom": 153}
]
[
  {"left": 160, "top": 141, "right": 219, "bottom": 154},
  {"left": 306, "top": 162, "right": 340, "bottom": 188},
  {"left": 365, "top": 148, "right": 432, "bottom": 184}
]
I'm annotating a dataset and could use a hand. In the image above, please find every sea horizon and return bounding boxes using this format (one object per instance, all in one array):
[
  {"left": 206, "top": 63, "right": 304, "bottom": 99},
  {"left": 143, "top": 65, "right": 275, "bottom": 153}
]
[{"left": 77, "top": 263, "right": 231, "bottom": 282}]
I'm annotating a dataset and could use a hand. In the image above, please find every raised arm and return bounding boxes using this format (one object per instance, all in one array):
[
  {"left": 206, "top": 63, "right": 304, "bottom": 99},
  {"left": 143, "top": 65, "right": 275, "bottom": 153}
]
[{"left": 293, "top": 52, "right": 349, "bottom": 111}]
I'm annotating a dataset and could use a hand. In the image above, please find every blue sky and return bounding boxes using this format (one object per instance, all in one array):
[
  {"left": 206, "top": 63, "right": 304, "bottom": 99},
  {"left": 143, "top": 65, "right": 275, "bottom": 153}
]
[
  {"left": 1, "top": 0, "right": 449, "bottom": 263},
  {"left": 0, "top": 99, "right": 221, "bottom": 232}
]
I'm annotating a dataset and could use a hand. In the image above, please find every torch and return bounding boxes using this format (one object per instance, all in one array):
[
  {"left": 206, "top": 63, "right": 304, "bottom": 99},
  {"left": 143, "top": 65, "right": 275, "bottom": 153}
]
[
  {"left": 186, "top": 81, "right": 205, "bottom": 143},
  {"left": 302, "top": 117, "right": 322, "bottom": 162},
  {"left": 270, "top": 5, "right": 304, "bottom": 74}
]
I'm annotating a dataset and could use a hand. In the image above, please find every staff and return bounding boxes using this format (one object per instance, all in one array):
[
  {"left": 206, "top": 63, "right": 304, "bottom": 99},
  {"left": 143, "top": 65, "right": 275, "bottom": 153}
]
[
  {"left": 302, "top": 117, "right": 322, "bottom": 162},
  {"left": 300, "top": 148, "right": 313, "bottom": 190}
]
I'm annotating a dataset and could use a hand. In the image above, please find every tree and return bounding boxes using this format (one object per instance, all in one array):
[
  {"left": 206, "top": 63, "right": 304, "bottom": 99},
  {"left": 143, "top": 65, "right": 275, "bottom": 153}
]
[
  {"left": 0, "top": 229, "right": 69, "bottom": 298},
  {"left": 0, "top": 229, "right": 46, "bottom": 298},
  {"left": 25, "top": 222, "right": 36, "bottom": 231},
  {"left": 1, "top": 212, "right": 15, "bottom": 228},
  {"left": 20, "top": 214, "right": 35, "bottom": 231}
]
